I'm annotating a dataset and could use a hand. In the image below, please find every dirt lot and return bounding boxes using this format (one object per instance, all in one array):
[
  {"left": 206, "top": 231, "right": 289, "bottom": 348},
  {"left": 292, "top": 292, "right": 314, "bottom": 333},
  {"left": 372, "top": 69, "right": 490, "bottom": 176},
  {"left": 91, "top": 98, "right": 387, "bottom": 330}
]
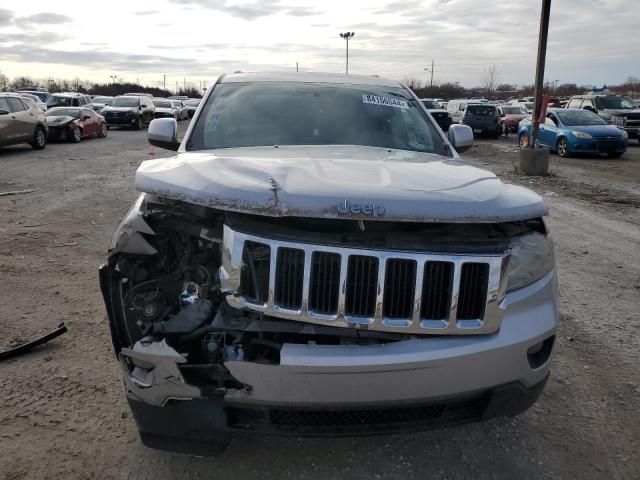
[{"left": 1, "top": 126, "right": 639, "bottom": 480}]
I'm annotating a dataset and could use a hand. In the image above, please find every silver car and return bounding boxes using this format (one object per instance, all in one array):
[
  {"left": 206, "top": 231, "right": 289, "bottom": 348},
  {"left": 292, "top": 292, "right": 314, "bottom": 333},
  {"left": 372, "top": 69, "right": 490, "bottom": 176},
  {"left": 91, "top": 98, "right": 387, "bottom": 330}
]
[
  {"left": 101, "top": 72, "right": 558, "bottom": 456},
  {"left": 0, "top": 93, "right": 48, "bottom": 150}
]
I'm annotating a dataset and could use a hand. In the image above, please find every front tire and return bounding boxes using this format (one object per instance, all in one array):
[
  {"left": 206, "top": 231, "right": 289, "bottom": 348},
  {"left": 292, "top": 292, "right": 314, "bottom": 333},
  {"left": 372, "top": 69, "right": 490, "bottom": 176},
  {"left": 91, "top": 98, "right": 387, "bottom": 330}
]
[
  {"left": 31, "top": 126, "right": 47, "bottom": 150},
  {"left": 556, "top": 137, "right": 570, "bottom": 157},
  {"left": 70, "top": 126, "right": 82, "bottom": 143},
  {"left": 519, "top": 133, "right": 529, "bottom": 148},
  {"left": 607, "top": 152, "right": 623, "bottom": 158},
  {"left": 98, "top": 122, "right": 108, "bottom": 138},
  {"left": 134, "top": 116, "right": 143, "bottom": 130}
]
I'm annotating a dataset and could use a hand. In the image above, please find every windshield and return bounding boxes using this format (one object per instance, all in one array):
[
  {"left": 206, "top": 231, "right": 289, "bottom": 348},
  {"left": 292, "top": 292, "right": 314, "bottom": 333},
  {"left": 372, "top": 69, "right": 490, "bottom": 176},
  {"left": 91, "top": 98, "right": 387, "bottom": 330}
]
[
  {"left": 466, "top": 105, "right": 497, "bottom": 116},
  {"left": 46, "top": 95, "right": 72, "bottom": 107},
  {"left": 185, "top": 99, "right": 200, "bottom": 106},
  {"left": 153, "top": 100, "right": 172, "bottom": 108},
  {"left": 188, "top": 83, "right": 447, "bottom": 155},
  {"left": 46, "top": 108, "right": 81, "bottom": 118},
  {"left": 556, "top": 110, "right": 608, "bottom": 126},
  {"left": 111, "top": 97, "right": 140, "bottom": 107},
  {"left": 502, "top": 107, "right": 525, "bottom": 114},
  {"left": 93, "top": 96, "right": 112, "bottom": 104},
  {"left": 594, "top": 96, "right": 636, "bottom": 110},
  {"left": 421, "top": 100, "right": 440, "bottom": 109},
  {"left": 170, "top": 101, "right": 181, "bottom": 107}
]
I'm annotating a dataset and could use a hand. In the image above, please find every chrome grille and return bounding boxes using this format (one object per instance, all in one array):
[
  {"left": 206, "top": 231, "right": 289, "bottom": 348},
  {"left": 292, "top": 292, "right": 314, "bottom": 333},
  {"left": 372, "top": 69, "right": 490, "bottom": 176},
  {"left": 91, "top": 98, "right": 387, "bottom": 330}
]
[{"left": 221, "top": 225, "right": 509, "bottom": 335}]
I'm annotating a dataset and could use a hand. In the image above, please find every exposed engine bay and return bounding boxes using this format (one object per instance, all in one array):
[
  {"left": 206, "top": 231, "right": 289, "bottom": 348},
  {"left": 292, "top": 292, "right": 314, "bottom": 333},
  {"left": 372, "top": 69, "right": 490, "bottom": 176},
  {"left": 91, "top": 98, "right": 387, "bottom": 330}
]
[{"left": 99, "top": 194, "right": 547, "bottom": 406}]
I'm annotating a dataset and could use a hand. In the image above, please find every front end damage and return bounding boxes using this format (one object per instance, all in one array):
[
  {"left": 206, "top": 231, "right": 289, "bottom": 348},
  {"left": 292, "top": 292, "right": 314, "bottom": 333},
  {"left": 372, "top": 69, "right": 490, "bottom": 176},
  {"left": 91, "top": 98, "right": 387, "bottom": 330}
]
[{"left": 100, "top": 193, "right": 557, "bottom": 456}]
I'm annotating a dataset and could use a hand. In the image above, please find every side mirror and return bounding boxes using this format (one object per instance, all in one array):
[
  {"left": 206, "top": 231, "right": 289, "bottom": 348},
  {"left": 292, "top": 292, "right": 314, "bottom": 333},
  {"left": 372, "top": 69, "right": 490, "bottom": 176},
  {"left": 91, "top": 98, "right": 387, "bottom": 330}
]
[
  {"left": 0, "top": 109, "right": 9, "bottom": 115},
  {"left": 500, "top": 112, "right": 505, "bottom": 117},
  {"left": 148, "top": 118, "right": 180, "bottom": 151},
  {"left": 448, "top": 124, "right": 474, "bottom": 153},
  {"left": 82, "top": 115, "right": 90, "bottom": 120},
  {"left": 584, "top": 106, "right": 595, "bottom": 113}
]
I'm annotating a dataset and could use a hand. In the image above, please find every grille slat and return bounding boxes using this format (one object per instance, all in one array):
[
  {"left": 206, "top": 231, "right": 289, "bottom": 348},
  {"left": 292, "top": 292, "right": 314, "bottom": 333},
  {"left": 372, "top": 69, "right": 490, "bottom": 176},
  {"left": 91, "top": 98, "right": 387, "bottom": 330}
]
[
  {"left": 457, "top": 263, "right": 489, "bottom": 320},
  {"left": 275, "top": 248, "right": 305, "bottom": 309},
  {"left": 345, "top": 256, "right": 378, "bottom": 317},
  {"left": 309, "top": 252, "right": 341, "bottom": 314},
  {"left": 421, "top": 262, "right": 453, "bottom": 320},
  {"left": 241, "top": 241, "right": 271, "bottom": 304},
  {"left": 383, "top": 259, "right": 416, "bottom": 319}
]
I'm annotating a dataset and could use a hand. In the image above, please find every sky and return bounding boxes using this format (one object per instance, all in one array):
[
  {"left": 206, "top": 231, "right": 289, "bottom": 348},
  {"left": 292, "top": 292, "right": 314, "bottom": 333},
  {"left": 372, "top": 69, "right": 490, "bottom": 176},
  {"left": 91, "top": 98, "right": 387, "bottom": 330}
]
[{"left": 0, "top": 0, "right": 638, "bottom": 91}]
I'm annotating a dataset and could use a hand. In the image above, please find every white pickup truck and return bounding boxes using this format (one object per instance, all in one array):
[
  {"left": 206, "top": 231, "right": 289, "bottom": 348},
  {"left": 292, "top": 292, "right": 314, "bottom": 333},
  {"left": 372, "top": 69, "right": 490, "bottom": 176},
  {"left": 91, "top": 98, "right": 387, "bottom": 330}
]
[{"left": 100, "top": 72, "right": 558, "bottom": 456}]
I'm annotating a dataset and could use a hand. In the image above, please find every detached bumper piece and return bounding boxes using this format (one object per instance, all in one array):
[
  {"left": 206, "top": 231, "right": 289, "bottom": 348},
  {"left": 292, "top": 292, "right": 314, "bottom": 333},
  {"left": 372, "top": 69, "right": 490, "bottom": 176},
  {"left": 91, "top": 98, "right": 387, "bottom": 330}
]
[
  {"left": 127, "top": 375, "right": 548, "bottom": 456},
  {"left": 0, "top": 322, "right": 68, "bottom": 361}
]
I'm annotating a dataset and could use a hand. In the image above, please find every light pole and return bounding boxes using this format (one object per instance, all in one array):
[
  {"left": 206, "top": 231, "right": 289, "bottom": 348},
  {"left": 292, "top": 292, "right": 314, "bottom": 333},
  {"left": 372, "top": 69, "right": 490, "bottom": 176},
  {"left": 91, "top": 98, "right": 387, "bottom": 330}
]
[
  {"left": 339, "top": 32, "right": 355, "bottom": 74},
  {"left": 424, "top": 59, "right": 434, "bottom": 96},
  {"left": 110, "top": 75, "right": 118, "bottom": 84}
]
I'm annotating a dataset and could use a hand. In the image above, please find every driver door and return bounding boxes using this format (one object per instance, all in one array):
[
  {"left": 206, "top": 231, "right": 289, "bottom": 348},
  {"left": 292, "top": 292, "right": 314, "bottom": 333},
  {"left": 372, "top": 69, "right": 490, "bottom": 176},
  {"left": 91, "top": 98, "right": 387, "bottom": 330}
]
[{"left": 538, "top": 114, "right": 558, "bottom": 148}]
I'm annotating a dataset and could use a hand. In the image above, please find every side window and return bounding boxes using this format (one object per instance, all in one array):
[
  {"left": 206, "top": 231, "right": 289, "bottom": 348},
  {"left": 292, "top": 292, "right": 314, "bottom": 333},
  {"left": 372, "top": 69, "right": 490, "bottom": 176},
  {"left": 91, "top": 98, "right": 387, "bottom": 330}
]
[
  {"left": 568, "top": 98, "right": 582, "bottom": 109},
  {"left": 0, "top": 98, "right": 10, "bottom": 112},
  {"left": 544, "top": 115, "right": 556, "bottom": 127},
  {"left": 72, "top": 98, "right": 79, "bottom": 106},
  {"left": 582, "top": 98, "right": 595, "bottom": 109},
  {"left": 6, "top": 97, "right": 26, "bottom": 112},
  {"left": 82, "top": 109, "right": 93, "bottom": 118},
  {"left": 459, "top": 103, "right": 466, "bottom": 111}
]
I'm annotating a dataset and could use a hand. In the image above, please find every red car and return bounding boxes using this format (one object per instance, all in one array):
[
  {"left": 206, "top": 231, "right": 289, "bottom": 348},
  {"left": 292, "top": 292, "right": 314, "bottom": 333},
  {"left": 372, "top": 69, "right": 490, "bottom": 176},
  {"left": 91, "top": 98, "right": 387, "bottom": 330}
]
[
  {"left": 45, "top": 107, "right": 107, "bottom": 142},
  {"left": 498, "top": 105, "right": 529, "bottom": 135}
]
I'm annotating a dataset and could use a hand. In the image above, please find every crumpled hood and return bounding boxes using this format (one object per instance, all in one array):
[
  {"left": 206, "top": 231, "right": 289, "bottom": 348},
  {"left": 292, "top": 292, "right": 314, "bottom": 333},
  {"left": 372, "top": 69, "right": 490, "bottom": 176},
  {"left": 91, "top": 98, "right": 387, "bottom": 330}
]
[
  {"left": 135, "top": 145, "right": 548, "bottom": 223},
  {"left": 46, "top": 115, "right": 75, "bottom": 125}
]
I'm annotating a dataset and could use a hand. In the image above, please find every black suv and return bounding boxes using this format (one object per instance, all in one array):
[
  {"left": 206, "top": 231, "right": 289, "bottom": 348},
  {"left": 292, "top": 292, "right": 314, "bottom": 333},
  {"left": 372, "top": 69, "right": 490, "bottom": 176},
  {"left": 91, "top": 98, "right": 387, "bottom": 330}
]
[
  {"left": 566, "top": 94, "right": 640, "bottom": 142},
  {"left": 102, "top": 95, "right": 155, "bottom": 130},
  {"left": 462, "top": 104, "right": 502, "bottom": 138}
]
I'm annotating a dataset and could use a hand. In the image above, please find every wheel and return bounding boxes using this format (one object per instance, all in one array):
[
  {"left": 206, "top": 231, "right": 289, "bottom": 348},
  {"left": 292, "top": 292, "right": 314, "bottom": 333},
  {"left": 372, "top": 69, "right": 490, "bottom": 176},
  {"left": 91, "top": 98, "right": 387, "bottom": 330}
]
[
  {"left": 519, "top": 133, "right": 529, "bottom": 148},
  {"left": 607, "top": 152, "right": 623, "bottom": 158},
  {"left": 556, "top": 137, "right": 570, "bottom": 157},
  {"left": 133, "top": 116, "right": 143, "bottom": 130},
  {"left": 70, "top": 126, "right": 82, "bottom": 143},
  {"left": 31, "top": 126, "right": 47, "bottom": 150},
  {"left": 98, "top": 122, "right": 107, "bottom": 138}
]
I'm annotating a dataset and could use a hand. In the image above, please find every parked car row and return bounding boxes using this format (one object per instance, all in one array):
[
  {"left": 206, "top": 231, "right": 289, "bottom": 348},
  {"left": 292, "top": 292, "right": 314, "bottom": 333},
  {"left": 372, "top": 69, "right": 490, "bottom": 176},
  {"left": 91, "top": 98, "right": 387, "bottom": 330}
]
[{"left": 1, "top": 89, "right": 204, "bottom": 150}]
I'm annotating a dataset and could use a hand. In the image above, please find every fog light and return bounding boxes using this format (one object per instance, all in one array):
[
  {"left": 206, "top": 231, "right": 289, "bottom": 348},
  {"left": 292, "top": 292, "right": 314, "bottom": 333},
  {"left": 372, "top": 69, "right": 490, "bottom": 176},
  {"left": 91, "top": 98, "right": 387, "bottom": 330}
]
[{"left": 527, "top": 335, "right": 555, "bottom": 369}]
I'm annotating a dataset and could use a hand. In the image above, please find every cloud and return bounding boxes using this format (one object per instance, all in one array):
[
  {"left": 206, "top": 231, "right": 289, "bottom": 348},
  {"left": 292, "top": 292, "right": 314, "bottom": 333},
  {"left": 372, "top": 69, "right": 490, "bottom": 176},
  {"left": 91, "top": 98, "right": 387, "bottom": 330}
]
[
  {"left": 135, "top": 10, "right": 159, "bottom": 15},
  {"left": 167, "top": 0, "right": 314, "bottom": 20},
  {"left": 15, "top": 12, "right": 72, "bottom": 26},
  {"left": 0, "top": 7, "right": 14, "bottom": 27}
]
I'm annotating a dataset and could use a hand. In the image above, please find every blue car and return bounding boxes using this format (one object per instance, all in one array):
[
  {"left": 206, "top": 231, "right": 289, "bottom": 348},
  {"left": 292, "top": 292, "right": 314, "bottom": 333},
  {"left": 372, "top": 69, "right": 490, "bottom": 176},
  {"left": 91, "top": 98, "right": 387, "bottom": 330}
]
[{"left": 518, "top": 108, "right": 628, "bottom": 158}]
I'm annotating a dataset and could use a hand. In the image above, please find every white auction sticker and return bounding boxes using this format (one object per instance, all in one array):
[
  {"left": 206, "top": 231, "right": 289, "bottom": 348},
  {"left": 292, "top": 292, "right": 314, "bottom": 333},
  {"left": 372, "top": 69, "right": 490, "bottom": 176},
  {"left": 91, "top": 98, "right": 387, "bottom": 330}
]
[{"left": 362, "top": 95, "right": 408, "bottom": 109}]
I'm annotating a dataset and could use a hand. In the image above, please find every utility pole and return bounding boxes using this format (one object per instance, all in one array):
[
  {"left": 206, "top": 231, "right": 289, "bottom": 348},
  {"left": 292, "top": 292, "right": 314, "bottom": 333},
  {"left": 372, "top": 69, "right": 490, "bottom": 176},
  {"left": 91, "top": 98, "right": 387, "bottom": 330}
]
[
  {"left": 339, "top": 32, "right": 355, "bottom": 74},
  {"left": 530, "top": 0, "right": 552, "bottom": 149},
  {"left": 296, "top": 62, "right": 299, "bottom": 72},
  {"left": 163, "top": 74, "right": 166, "bottom": 91},
  {"left": 183, "top": 78, "right": 186, "bottom": 90},
  {"left": 110, "top": 75, "right": 118, "bottom": 84}
]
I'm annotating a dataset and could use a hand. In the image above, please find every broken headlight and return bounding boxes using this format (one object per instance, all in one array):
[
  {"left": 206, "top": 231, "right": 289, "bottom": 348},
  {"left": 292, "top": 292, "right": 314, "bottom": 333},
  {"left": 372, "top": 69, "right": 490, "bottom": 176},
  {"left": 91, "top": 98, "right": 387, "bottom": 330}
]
[{"left": 506, "top": 232, "right": 555, "bottom": 292}]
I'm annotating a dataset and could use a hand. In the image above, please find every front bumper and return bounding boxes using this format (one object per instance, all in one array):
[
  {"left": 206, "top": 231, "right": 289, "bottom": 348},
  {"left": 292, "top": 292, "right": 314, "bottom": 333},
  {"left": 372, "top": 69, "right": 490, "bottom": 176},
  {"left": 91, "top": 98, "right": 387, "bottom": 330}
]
[
  {"left": 569, "top": 137, "right": 627, "bottom": 154},
  {"left": 463, "top": 124, "right": 503, "bottom": 136},
  {"left": 105, "top": 115, "right": 136, "bottom": 126},
  {"left": 118, "top": 270, "right": 558, "bottom": 452},
  {"left": 47, "top": 125, "right": 71, "bottom": 141}
]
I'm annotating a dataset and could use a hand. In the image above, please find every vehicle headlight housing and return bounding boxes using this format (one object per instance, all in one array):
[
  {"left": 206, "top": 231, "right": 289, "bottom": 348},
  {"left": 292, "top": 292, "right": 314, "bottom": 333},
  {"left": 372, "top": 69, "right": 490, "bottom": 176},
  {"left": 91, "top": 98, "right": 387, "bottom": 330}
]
[
  {"left": 611, "top": 115, "right": 625, "bottom": 126},
  {"left": 506, "top": 232, "right": 555, "bottom": 292},
  {"left": 620, "top": 129, "right": 628, "bottom": 139},
  {"left": 572, "top": 131, "right": 592, "bottom": 139}
]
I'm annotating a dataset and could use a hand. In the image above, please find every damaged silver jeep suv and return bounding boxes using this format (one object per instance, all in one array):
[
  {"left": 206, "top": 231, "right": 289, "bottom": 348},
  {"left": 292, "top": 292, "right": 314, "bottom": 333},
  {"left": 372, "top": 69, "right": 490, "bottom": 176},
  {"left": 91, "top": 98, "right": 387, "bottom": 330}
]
[{"left": 99, "top": 72, "right": 558, "bottom": 456}]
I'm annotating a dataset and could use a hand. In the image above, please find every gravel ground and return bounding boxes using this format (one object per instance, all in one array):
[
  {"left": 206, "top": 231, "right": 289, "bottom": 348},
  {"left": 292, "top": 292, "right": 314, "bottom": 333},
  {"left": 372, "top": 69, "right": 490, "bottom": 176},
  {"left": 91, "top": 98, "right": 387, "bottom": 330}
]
[{"left": 0, "top": 126, "right": 638, "bottom": 480}]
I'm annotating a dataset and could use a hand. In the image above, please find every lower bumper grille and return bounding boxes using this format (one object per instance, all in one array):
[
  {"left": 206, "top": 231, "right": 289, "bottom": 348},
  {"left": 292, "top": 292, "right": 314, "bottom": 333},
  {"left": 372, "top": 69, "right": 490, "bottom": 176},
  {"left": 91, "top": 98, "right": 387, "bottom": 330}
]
[
  {"left": 226, "top": 394, "right": 489, "bottom": 434},
  {"left": 222, "top": 226, "right": 507, "bottom": 335}
]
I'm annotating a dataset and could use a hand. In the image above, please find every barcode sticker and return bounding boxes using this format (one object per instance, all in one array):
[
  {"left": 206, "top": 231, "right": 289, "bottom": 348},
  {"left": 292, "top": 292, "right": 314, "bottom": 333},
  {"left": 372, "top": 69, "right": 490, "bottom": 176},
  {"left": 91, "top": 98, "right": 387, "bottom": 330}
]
[{"left": 362, "top": 95, "right": 408, "bottom": 109}]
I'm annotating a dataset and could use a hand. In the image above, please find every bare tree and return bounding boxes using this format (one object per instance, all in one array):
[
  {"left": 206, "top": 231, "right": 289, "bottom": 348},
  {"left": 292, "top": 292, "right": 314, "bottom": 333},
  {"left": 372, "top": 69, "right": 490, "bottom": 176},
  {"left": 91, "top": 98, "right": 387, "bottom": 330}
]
[
  {"left": 0, "top": 71, "right": 8, "bottom": 91},
  {"left": 482, "top": 65, "right": 500, "bottom": 98},
  {"left": 401, "top": 76, "right": 422, "bottom": 94}
]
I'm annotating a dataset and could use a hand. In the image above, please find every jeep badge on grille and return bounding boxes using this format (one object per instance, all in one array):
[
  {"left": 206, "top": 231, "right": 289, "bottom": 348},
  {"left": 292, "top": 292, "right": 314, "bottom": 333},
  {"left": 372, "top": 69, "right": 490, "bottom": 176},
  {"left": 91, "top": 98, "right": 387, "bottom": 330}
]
[{"left": 337, "top": 199, "right": 385, "bottom": 216}]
